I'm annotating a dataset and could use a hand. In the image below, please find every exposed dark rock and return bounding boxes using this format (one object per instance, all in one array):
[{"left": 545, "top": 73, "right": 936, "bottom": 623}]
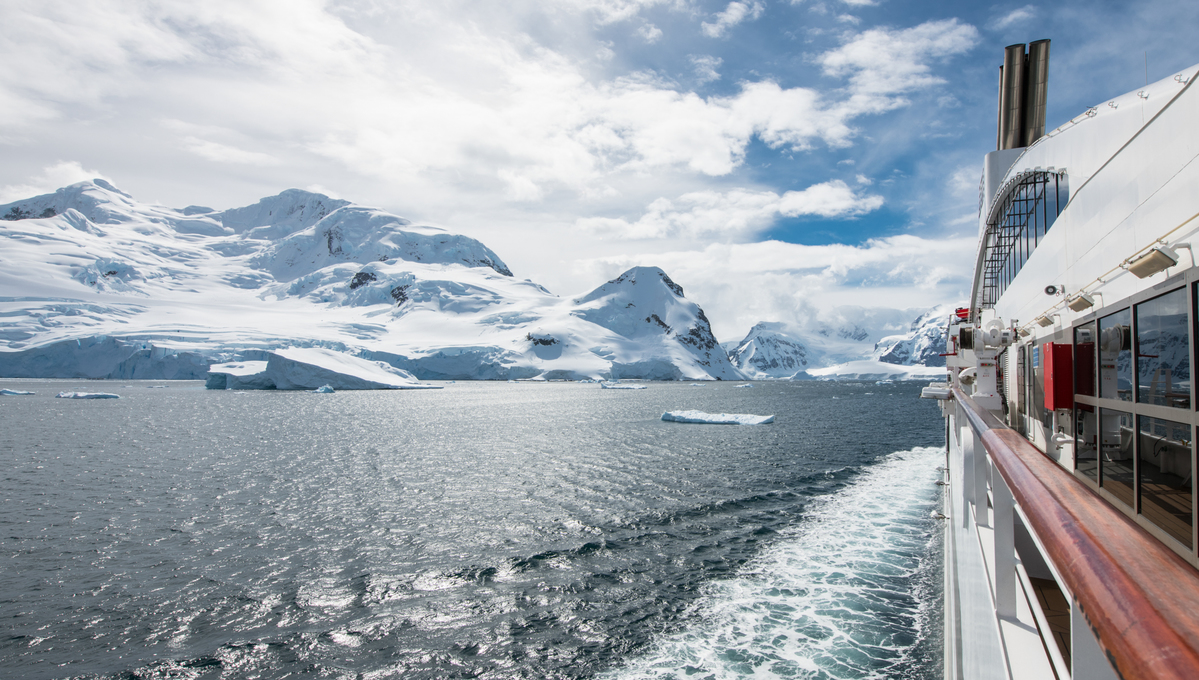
[
  {"left": 659, "top": 272, "right": 684, "bottom": 297},
  {"left": 3, "top": 206, "right": 32, "bottom": 221},
  {"left": 323, "top": 226, "right": 343, "bottom": 254},
  {"left": 349, "top": 271, "right": 377, "bottom": 290},
  {"left": 677, "top": 309, "right": 719, "bottom": 351},
  {"left": 646, "top": 314, "right": 671, "bottom": 333},
  {"left": 390, "top": 285, "right": 409, "bottom": 304},
  {"left": 40, "top": 208, "right": 56, "bottom": 218},
  {"left": 526, "top": 333, "right": 558, "bottom": 346}
]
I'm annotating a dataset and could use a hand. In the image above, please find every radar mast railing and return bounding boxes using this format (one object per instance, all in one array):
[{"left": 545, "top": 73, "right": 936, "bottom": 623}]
[{"left": 952, "top": 386, "right": 1199, "bottom": 680}]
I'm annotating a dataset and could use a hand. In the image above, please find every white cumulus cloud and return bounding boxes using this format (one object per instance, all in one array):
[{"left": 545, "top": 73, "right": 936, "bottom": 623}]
[
  {"left": 576, "top": 180, "right": 883, "bottom": 239},
  {"left": 701, "top": 1, "right": 765, "bottom": 38},
  {"left": 0, "top": 161, "right": 112, "bottom": 204}
]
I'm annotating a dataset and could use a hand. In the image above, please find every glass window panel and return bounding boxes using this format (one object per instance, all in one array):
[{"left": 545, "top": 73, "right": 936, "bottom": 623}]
[
  {"left": 1100, "top": 408, "right": 1135, "bottom": 508},
  {"left": 1136, "top": 288, "right": 1190, "bottom": 409},
  {"left": 1099, "top": 309, "right": 1132, "bottom": 402},
  {"left": 1075, "top": 405, "right": 1098, "bottom": 481},
  {"left": 1137, "top": 416, "right": 1193, "bottom": 548},
  {"left": 1075, "top": 322, "right": 1096, "bottom": 397}
]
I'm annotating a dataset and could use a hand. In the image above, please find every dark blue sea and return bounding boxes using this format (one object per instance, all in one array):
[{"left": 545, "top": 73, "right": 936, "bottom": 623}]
[{"left": 0, "top": 379, "right": 945, "bottom": 679}]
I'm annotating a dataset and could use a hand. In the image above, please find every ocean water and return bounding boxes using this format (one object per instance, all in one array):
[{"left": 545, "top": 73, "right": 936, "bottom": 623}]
[{"left": 0, "top": 379, "right": 944, "bottom": 679}]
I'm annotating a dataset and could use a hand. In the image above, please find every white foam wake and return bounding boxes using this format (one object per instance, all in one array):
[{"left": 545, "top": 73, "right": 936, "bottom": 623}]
[{"left": 603, "top": 446, "right": 944, "bottom": 680}]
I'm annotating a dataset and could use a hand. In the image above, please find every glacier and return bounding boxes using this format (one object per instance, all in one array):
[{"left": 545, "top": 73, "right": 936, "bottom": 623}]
[
  {"left": 206, "top": 348, "right": 439, "bottom": 390},
  {"left": 1, "top": 181, "right": 742, "bottom": 382}
]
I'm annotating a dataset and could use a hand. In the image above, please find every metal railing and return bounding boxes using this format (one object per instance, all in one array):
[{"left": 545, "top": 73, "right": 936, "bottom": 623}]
[{"left": 952, "top": 386, "right": 1199, "bottom": 680}]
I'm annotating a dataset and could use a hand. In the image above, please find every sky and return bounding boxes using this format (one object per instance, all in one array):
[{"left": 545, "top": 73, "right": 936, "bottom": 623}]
[{"left": 3, "top": 0, "right": 1198, "bottom": 342}]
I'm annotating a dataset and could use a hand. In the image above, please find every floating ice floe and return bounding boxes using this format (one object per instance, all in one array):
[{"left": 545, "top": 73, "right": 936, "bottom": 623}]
[
  {"left": 600, "top": 382, "right": 647, "bottom": 390},
  {"left": 312, "top": 385, "right": 335, "bottom": 393},
  {"left": 0, "top": 389, "right": 35, "bottom": 395},
  {"left": 206, "top": 348, "right": 440, "bottom": 390},
  {"left": 55, "top": 392, "right": 120, "bottom": 399},
  {"left": 661, "top": 410, "right": 774, "bottom": 425},
  {"left": 735, "top": 383, "right": 753, "bottom": 388}
]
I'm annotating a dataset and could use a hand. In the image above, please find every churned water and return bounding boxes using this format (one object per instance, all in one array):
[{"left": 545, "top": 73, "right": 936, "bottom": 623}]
[{"left": 0, "top": 380, "right": 944, "bottom": 679}]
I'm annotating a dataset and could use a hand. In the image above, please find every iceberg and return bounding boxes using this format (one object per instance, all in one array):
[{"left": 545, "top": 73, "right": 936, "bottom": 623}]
[
  {"left": 599, "top": 382, "right": 647, "bottom": 390},
  {"left": 661, "top": 410, "right": 774, "bottom": 425},
  {"left": 55, "top": 392, "right": 120, "bottom": 399},
  {"left": 312, "top": 385, "right": 335, "bottom": 393},
  {"left": 0, "top": 389, "right": 35, "bottom": 395},
  {"left": 206, "top": 348, "right": 441, "bottom": 390},
  {"left": 735, "top": 383, "right": 754, "bottom": 388}
]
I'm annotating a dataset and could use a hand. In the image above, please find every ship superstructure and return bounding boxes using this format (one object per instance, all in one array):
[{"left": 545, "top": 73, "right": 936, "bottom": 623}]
[{"left": 927, "top": 42, "right": 1199, "bottom": 680}]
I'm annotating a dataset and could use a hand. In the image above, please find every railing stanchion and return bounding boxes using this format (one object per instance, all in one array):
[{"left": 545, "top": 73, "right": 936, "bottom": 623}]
[{"left": 992, "top": 459, "right": 1016, "bottom": 618}]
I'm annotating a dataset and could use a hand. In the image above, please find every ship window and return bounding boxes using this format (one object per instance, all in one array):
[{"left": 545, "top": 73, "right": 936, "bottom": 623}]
[
  {"left": 1076, "top": 404, "right": 1098, "bottom": 481},
  {"left": 1135, "top": 288, "right": 1190, "bottom": 409},
  {"left": 1099, "top": 309, "right": 1132, "bottom": 402},
  {"left": 1100, "top": 408, "right": 1135, "bottom": 508},
  {"left": 1136, "top": 415, "right": 1194, "bottom": 548},
  {"left": 979, "top": 171, "right": 1067, "bottom": 308},
  {"left": 1075, "top": 322, "right": 1096, "bottom": 397}
]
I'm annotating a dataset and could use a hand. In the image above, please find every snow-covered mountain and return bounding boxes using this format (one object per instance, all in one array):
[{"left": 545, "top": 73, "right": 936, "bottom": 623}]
[
  {"left": 0, "top": 181, "right": 740, "bottom": 381},
  {"left": 872, "top": 306, "right": 951, "bottom": 367},
  {"left": 727, "top": 322, "right": 813, "bottom": 378},
  {"left": 728, "top": 306, "right": 953, "bottom": 380}
]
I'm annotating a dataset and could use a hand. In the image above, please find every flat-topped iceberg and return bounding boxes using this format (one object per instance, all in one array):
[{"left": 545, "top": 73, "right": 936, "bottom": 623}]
[
  {"left": 599, "top": 382, "right": 647, "bottom": 390},
  {"left": 206, "top": 348, "right": 441, "bottom": 390},
  {"left": 56, "top": 391, "right": 120, "bottom": 399},
  {"left": 0, "top": 389, "right": 35, "bottom": 395},
  {"left": 661, "top": 410, "right": 774, "bottom": 425}
]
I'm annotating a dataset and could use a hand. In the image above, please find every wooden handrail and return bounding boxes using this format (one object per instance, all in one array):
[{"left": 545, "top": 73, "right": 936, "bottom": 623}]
[{"left": 952, "top": 387, "right": 1199, "bottom": 680}]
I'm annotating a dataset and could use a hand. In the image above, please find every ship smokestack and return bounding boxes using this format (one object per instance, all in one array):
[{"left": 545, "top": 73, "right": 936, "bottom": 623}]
[{"left": 996, "top": 40, "right": 1050, "bottom": 150}]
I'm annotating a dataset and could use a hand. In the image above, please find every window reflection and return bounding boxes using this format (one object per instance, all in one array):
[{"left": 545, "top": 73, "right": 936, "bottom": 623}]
[
  {"left": 1136, "top": 288, "right": 1191, "bottom": 409},
  {"left": 1099, "top": 310, "right": 1132, "bottom": 401},
  {"left": 1100, "top": 408, "right": 1135, "bottom": 508},
  {"left": 1076, "top": 405, "right": 1098, "bottom": 480},
  {"left": 1075, "top": 322, "right": 1096, "bottom": 397},
  {"left": 1137, "top": 416, "right": 1194, "bottom": 548}
]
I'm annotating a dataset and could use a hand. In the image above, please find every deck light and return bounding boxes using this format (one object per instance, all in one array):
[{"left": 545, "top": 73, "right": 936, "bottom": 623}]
[
  {"left": 1067, "top": 293, "right": 1095, "bottom": 312},
  {"left": 1127, "top": 246, "right": 1179, "bottom": 278},
  {"left": 1035, "top": 315, "right": 1054, "bottom": 327},
  {"left": 1018, "top": 327, "right": 1032, "bottom": 337}
]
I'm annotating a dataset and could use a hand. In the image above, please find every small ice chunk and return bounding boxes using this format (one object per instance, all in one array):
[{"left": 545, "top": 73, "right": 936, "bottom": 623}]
[
  {"left": 55, "top": 392, "right": 120, "bottom": 399},
  {"left": 661, "top": 410, "right": 774, "bottom": 425},
  {"left": 735, "top": 384, "right": 753, "bottom": 388},
  {"left": 600, "top": 382, "right": 647, "bottom": 390},
  {"left": 0, "top": 389, "right": 35, "bottom": 395},
  {"left": 313, "top": 385, "right": 335, "bottom": 393}
]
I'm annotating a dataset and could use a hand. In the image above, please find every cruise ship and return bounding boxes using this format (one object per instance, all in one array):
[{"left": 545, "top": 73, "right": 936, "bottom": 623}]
[{"left": 925, "top": 42, "right": 1199, "bottom": 679}]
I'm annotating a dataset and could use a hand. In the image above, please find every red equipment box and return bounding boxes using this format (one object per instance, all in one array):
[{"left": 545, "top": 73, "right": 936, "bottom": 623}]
[{"left": 1043, "top": 341, "right": 1074, "bottom": 410}]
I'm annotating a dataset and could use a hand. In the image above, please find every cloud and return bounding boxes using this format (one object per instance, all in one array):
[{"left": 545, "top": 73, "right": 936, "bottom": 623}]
[
  {"left": 181, "top": 137, "right": 281, "bottom": 166},
  {"left": 690, "top": 55, "right": 723, "bottom": 83},
  {"left": 992, "top": 5, "right": 1036, "bottom": 30},
  {"left": 0, "top": 161, "right": 111, "bottom": 203},
  {"left": 820, "top": 18, "right": 979, "bottom": 115},
  {"left": 576, "top": 180, "right": 882, "bottom": 239},
  {"left": 637, "top": 23, "right": 663, "bottom": 43},
  {"left": 701, "top": 1, "right": 766, "bottom": 38}
]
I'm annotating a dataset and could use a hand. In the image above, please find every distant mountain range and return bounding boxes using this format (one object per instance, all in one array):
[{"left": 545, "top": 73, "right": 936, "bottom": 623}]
[{"left": 0, "top": 180, "right": 948, "bottom": 381}]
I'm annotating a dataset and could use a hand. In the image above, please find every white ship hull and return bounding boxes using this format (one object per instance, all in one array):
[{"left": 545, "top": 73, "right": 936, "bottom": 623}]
[{"left": 931, "top": 46, "right": 1199, "bottom": 680}]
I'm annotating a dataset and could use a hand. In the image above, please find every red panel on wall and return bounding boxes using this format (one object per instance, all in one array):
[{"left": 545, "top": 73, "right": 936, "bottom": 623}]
[{"left": 1044, "top": 342, "right": 1074, "bottom": 410}]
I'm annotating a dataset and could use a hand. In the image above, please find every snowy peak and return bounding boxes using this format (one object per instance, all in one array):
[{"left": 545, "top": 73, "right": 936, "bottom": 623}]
[
  {"left": 214, "top": 189, "right": 352, "bottom": 239},
  {"left": 873, "top": 306, "right": 951, "bottom": 367},
  {"left": 728, "top": 322, "right": 812, "bottom": 378},
  {"left": 571, "top": 266, "right": 740, "bottom": 379},
  {"left": 0, "top": 179, "right": 149, "bottom": 225}
]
